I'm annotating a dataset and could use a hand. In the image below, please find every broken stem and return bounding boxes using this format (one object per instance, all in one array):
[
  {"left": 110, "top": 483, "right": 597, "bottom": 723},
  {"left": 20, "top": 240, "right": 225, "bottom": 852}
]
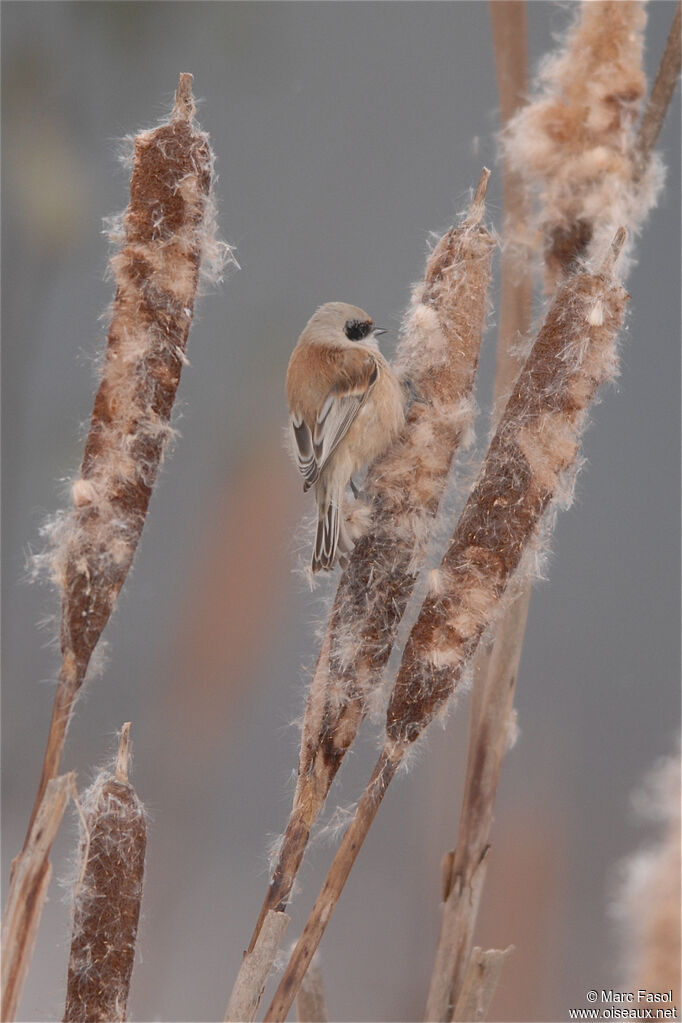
[{"left": 263, "top": 749, "right": 401, "bottom": 1022}]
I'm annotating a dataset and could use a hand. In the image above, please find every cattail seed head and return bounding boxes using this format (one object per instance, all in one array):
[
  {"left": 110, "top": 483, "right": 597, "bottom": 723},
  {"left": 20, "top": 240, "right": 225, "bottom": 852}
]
[
  {"left": 36, "top": 75, "right": 225, "bottom": 690},
  {"left": 503, "top": 1, "right": 663, "bottom": 285},
  {"left": 387, "top": 250, "right": 628, "bottom": 745},
  {"left": 64, "top": 725, "right": 146, "bottom": 1023}
]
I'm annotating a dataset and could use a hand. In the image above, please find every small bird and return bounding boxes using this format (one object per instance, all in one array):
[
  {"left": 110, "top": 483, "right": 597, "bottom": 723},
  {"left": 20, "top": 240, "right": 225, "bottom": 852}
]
[{"left": 286, "top": 302, "right": 405, "bottom": 572}]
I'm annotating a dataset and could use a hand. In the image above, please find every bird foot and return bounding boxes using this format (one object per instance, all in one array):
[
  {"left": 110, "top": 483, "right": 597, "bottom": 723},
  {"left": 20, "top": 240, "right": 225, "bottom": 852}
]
[{"left": 403, "top": 375, "right": 428, "bottom": 411}]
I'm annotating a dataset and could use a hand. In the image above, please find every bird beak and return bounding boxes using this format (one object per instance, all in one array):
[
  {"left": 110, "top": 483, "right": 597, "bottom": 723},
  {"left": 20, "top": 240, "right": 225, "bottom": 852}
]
[{"left": 374, "top": 327, "right": 388, "bottom": 336}]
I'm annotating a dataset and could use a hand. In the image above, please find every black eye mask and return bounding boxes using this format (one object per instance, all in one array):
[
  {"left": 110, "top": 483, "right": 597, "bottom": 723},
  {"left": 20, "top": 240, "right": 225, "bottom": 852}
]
[{"left": 344, "top": 319, "right": 373, "bottom": 341}]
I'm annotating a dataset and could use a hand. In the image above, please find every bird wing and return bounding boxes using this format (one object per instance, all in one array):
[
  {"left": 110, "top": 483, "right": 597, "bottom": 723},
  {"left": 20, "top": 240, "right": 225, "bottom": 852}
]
[
  {"left": 290, "top": 414, "right": 318, "bottom": 491},
  {"left": 290, "top": 348, "right": 378, "bottom": 491}
]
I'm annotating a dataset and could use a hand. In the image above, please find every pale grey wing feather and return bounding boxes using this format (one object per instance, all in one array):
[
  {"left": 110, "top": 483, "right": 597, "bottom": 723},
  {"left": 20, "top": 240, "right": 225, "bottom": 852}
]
[
  {"left": 292, "top": 353, "right": 377, "bottom": 499},
  {"left": 313, "top": 357, "right": 378, "bottom": 475},
  {"left": 313, "top": 500, "right": 339, "bottom": 572},
  {"left": 291, "top": 414, "right": 319, "bottom": 491},
  {"left": 312, "top": 393, "right": 365, "bottom": 473},
  {"left": 312, "top": 487, "right": 353, "bottom": 573}
]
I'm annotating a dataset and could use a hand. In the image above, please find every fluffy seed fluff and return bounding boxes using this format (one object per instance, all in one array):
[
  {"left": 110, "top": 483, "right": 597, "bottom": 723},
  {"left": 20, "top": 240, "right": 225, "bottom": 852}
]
[
  {"left": 612, "top": 747, "right": 681, "bottom": 1000},
  {"left": 503, "top": 0, "right": 664, "bottom": 287}
]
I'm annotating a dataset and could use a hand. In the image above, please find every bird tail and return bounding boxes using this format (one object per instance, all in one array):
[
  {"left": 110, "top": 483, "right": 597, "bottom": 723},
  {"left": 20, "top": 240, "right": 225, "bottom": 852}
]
[{"left": 312, "top": 481, "right": 352, "bottom": 573}]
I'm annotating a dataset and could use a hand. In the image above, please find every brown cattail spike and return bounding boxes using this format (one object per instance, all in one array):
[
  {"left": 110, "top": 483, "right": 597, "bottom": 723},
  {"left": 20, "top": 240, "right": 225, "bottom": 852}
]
[
  {"left": 23, "top": 74, "right": 224, "bottom": 846},
  {"left": 64, "top": 727, "right": 147, "bottom": 1023},
  {"left": 386, "top": 259, "right": 628, "bottom": 746},
  {"left": 57, "top": 70, "right": 217, "bottom": 685}
]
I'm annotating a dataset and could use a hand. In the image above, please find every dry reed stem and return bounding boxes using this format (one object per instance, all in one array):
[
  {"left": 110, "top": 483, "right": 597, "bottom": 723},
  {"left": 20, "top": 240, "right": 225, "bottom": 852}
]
[
  {"left": 634, "top": 2, "right": 681, "bottom": 178},
  {"left": 265, "top": 235, "right": 628, "bottom": 1022},
  {"left": 225, "top": 911, "right": 290, "bottom": 1023},
  {"left": 246, "top": 170, "right": 494, "bottom": 957},
  {"left": 451, "top": 946, "right": 514, "bottom": 1023},
  {"left": 63, "top": 724, "right": 146, "bottom": 1023},
  {"left": 424, "top": 604, "right": 523, "bottom": 1020},
  {"left": 1, "top": 774, "right": 73, "bottom": 1022},
  {"left": 423, "top": 7, "right": 532, "bottom": 1017},
  {"left": 22, "top": 73, "right": 219, "bottom": 847},
  {"left": 296, "top": 958, "right": 329, "bottom": 1023},
  {"left": 264, "top": 750, "right": 400, "bottom": 1022},
  {"left": 488, "top": 0, "right": 532, "bottom": 403}
]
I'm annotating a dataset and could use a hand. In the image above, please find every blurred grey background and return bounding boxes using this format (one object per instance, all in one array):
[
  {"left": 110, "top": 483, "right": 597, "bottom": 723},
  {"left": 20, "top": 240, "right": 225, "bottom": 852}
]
[{"left": 2, "top": 3, "right": 679, "bottom": 1021}]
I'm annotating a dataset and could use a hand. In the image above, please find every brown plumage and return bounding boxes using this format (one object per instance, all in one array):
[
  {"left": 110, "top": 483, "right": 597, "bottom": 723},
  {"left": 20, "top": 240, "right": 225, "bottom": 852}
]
[{"left": 286, "top": 302, "right": 405, "bottom": 571}]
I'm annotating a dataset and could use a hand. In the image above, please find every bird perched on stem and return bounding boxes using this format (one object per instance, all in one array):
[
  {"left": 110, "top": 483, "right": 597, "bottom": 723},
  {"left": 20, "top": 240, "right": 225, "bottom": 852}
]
[{"left": 286, "top": 302, "right": 406, "bottom": 572}]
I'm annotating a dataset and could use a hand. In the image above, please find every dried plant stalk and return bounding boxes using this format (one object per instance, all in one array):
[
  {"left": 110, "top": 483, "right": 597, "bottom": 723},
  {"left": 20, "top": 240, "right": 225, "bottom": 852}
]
[
  {"left": 451, "top": 946, "right": 514, "bottom": 1023},
  {"left": 23, "top": 73, "right": 221, "bottom": 844},
  {"left": 64, "top": 724, "right": 146, "bottom": 1023},
  {"left": 488, "top": 0, "right": 532, "bottom": 404},
  {"left": 296, "top": 957, "right": 329, "bottom": 1023},
  {"left": 246, "top": 170, "right": 494, "bottom": 956},
  {"left": 265, "top": 234, "right": 628, "bottom": 1022},
  {"left": 1, "top": 774, "right": 73, "bottom": 1022},
  {"left": 634, "top": 1, "right": 681, "bottom": 178},
  {"left": 424, "top": 6, "right": 532, "bottom": 1016},
  {"left": 264, "top": 750, "right": 399, "bottom": 1023},
  {"left": 224, "top": 911, "right": 290, "bottom": 1023},
  {"left": 425, "top": 608, "right": 522, "bottom": 1020},
  {"left": 504, "top": 1, "right": 662, "bottom": 288}
]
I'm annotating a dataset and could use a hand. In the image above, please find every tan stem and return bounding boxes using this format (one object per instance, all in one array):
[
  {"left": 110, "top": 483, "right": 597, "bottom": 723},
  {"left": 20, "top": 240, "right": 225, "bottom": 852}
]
[
  {"left": 21, "top": 658, "right": 80, "bottom": 850},
  {"left": 225, "top": 911, "right": 290, "bottom": 1023},
  {"left": 634, "top": 1, "right": 681, "bottom": 178},
  {"left": 2, "top": 775, "right": 73, "bottom": 1022},
  {"left": 247, "top": 807, "right": 312, "bottom": 954},
  {"left": 489, "top": 0, "right": 532, "bottom": 407},
  {"left": 425, "top": 591, "right": 528, "bottom": 1020},
  {"left": 424, "top": 10, "right": 531, "bottom": 1018},
  {"left": 451, "top": 946, "right": 515, "bottom": 1022},
  {"left": 263, "top": 749, "right": 401, "bottom": 1022},
  {"left": 115, "top": 721, "right": 132, "bottom": 783}
]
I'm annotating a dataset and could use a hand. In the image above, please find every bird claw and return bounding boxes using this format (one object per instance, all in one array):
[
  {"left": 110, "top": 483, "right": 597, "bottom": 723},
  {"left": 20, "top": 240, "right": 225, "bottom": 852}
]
[{"left": 403, "top": 375, "right": 428, "bottom": 411}]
